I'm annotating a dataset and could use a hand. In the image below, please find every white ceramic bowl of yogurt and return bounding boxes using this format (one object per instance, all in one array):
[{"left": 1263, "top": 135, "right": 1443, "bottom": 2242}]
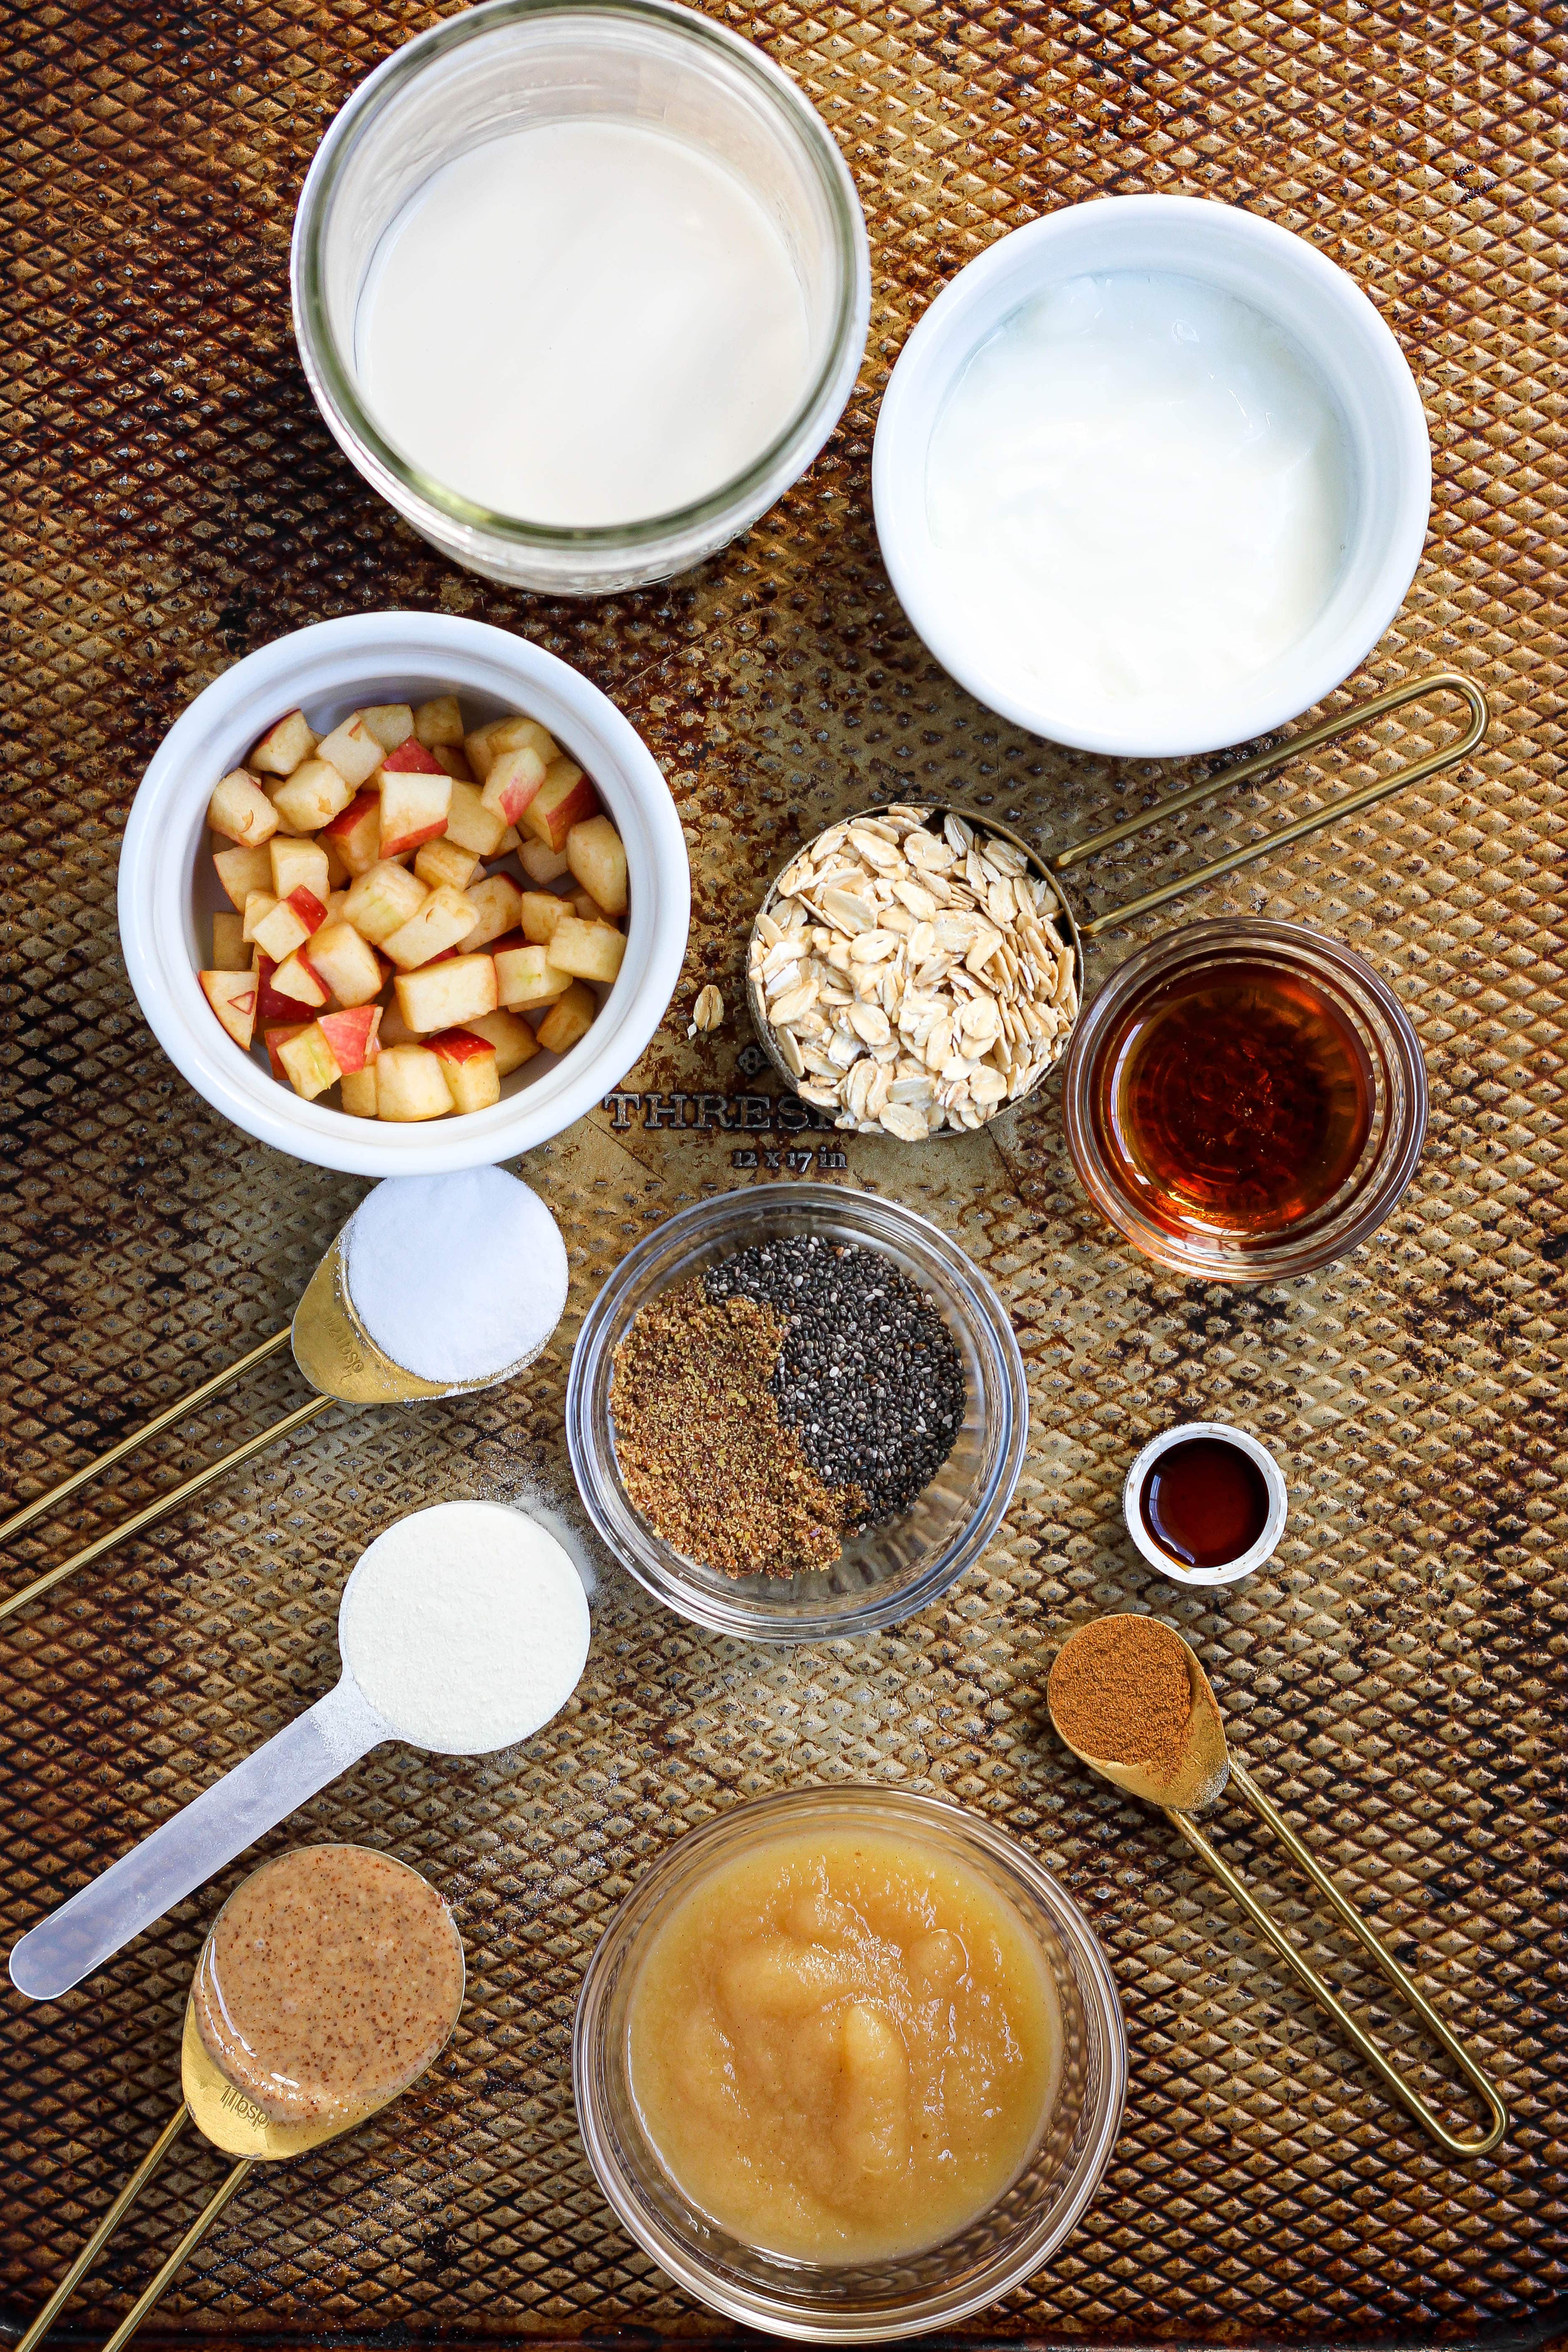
[
  {"left": 118, "top": 613, "right": 689, "bottom": 1177},
  {"left": 872, "top": 196, "right": 1431, "bottom": 759},
  {"left": 292, "top": 0, "right": 869, "bottom": 597}
]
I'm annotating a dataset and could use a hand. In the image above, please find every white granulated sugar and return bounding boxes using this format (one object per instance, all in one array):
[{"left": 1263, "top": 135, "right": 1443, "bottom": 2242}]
[
  {"left": 339, "top": 1500, "right": 590, "bottom": 1755},
  {"left": 344, "top": 1169, "right": 568, "bottom": 1385}
]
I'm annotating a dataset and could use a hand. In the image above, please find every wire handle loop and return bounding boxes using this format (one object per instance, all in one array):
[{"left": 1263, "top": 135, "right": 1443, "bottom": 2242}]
[
  {"left": 1166, "top": 1755, "right": 1507, "bottom": 2160},
  {"left": 1050, "top": 670, "right": 1490, "bottom": 939}
]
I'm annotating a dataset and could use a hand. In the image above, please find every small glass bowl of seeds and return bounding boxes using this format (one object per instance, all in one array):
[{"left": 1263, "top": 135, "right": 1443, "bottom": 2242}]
[
  {"left": 746, "top": 806, "right": 1083, "bottom": 1142},
  {"left": 565, "top": 1184, "right": 1027, "bottom": 1642}
]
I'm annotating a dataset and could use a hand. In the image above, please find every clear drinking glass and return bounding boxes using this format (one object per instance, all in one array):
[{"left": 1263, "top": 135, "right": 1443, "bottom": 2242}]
[
  {"left": 565, "top": 1184, "right": 1028, "bottom": 1642},
  {"left": 573, "top": 1786, "right": 1127, "bottom": 2340},
  {"left": 290, "top": 0, "right": 870, "bottom": 595},
  {"left": 1061, "top": 918, "right": 1429, "bottom": 1281}
]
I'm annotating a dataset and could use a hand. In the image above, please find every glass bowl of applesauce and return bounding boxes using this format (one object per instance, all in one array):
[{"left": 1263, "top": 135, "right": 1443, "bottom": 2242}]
[
  {"left": 291, "top": 0, "right": 869, "bottom": 595},
  {"left": 574, "top": 1786, "right": 1126, "bottom": 2340},
  {"left": 565, "top": 1185, "right": 1028, "bottom": 1644}
]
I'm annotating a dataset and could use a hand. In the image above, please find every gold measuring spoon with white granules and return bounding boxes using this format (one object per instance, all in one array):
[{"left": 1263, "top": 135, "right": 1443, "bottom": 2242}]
[
  {"left": 1047, "top": 1615, "right": 1507, "bottom": 2160},
  {"left": 0, "top": 1168, "right": 568, "bottom": 1624},
  {"left": 14, "top": 1845, "right": 465, "bottom": 2352}
]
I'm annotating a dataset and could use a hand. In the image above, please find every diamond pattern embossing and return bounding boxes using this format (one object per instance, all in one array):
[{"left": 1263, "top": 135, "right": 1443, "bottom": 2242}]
[{"left": 0, "top": 0, "right": 1565, "bottom": 2343}]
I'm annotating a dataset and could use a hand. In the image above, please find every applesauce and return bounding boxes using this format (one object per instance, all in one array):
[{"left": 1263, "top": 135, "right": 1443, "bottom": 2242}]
[{"left": 627, "top": 1828, "right": 1061, "bottom": 2262}]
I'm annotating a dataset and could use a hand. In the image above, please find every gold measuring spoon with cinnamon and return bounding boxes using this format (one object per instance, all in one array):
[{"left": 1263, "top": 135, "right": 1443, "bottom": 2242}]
[
  {"left": 15, "top": 1843, "right": 464, "bottom": 2352},
  {"left": 1048, "top": 1615, "right": 1507, "bottom": 2159}
]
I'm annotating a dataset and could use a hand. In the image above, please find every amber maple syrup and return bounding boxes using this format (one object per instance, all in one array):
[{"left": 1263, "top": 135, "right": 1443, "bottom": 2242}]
[
  {"left": 1139, "top": 1436, "right": 1270, "bottom": 1569},
  {"left": 1090, "top": 961, "right": 1373, "bottom": 1239}
]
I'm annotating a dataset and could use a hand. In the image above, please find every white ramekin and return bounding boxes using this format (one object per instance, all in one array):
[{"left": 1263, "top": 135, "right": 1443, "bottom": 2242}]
[
  {"left": 1123, "top": 1421, "right": 1287, "bottom": 1588},
  {"left": 872, "top": 195, "right": 1432, "bottom": 759},
  {"left": 118, "top": 613, "right": 689, "bottom": 1177}
]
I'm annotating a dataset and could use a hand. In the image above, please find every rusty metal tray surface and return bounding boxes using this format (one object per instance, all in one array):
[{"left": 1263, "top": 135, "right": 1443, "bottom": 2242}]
[{"left": 1, "top": 0, "right": 1565, "bottom": 2342}]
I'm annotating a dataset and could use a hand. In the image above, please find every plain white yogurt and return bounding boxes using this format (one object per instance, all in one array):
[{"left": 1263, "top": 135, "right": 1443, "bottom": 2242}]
[
  {"left": 355, "top": 120, "right": 812, "bottom": 528},
  {"left": 924, "top": 272, "right": 1352, "bottom": 734}
]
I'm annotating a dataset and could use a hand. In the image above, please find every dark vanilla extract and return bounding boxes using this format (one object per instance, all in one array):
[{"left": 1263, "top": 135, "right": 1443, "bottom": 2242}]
[
  {"left": 1140, "top": 1437, "right": 1270, "bottom": 1569},
  {"left": 1091, "top": 962, "right": 1373, "bottom": 1239}
]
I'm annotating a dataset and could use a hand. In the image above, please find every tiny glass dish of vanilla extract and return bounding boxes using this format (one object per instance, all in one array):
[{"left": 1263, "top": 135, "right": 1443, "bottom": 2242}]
[
  {"left": 1062, "top": 920, "right": 1428, "bottom": 1283},
  {"left": 1124, "top": 1422, "right": 1286, "bottom": 1587}
]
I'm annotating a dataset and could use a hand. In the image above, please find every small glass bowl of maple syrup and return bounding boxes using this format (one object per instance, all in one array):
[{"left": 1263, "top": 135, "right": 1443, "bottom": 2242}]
[
  {"left": 1061, "top": 918, "right": 1427, "bottom": 1282},
  {"left": 1124, "top": 1422, "right": 1286, "bottom": 1586}
]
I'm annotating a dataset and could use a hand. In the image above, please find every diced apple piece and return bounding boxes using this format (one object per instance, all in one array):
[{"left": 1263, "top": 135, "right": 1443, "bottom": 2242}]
[
  {"left": 270, "top": 756, "right": 354, "bottom": 833},
  {"left": 415, "top": 693, "right": 465, "bottom": 748},
  {"left": 324, "top": 889, "right": 349, "bottom": 925},
  {"left": 480, "top": 744, "right": 547, "bottom": 827},
  {"left": 566, "top": 814, "right": 629, "bottom": 916},
  {"left": 377, "top": 994, "right": 418, "bottom": 1049},
  {"left": 213, "top": 842, "right": 273, "bottom": 909},
  {"left": 549, "top": 915, "right": 626, "bottom": 985},
  {"left": 212, "top": 911, "right": 249, "bottom": 971},
  {"left": 306, "top": 922, "right": 383, "bottom": 1008},
  {"left": 394, "top": 952, "right": 498, "bottom": 1034},
  {"left": 534, "top": 980, "right": 598, "bottom": 1056},
  {"left": 263, "top": 1022, "right": 311, "bottom": 1080},
  {"left": 520, "top": 890, "right": 569, "bottom": 945},
  {"left": 318, "top": 1004, "right": 383, "bottom": 1074},
  {"left": 378, "top": 768, "right": 451, "bottom": 858},
  {"left": 271, "top": 949, "right": 330, "bottom": 1009},
  {"left": 249, "top": 710, "right": 317, "bottom": 775},
  {"left": 461, "top": 874, "right": 522, "bottom": 951},
  {"left": 378, "top": 738, "right": 444, "bottom": 777},
  {"left": 524, "top": 759, "right": 600, "bottom": 851},
  {"left": 443, "top": 778, "right": 507, "bottom": 858},
  {"left": 383, "top": 884, "right": 477, "bottom": 971},
  {"left": 427, "top": 1027, "right": 502, "bottom": 1114},
  {"left": 243, "top": 889, "right": 278, "bottom": 945},
  {"left": 255, "top": 954, "right": 305, "bottom": 1024},
  {"left": 251, "top": 895, "right": 312, "bottom": 964},
  {"left": 277, "top": 1023, "right": 341, "bottom": 1101},
  {"left": 360, "top": 703, "right": 415, "bottom": 752},
  {"left": 567, "top": 889, "right": 607, "bottom": 923},
  {"left": 340, "top": 1065, "right": 379, "bottom": 1117},
  {"left": 518, "top": 837, "right": 572, "bottom": 885},
  {"left": 321, "top": 835, "right": 350, "bottom": 890},
  {"left": 209, "top": 769, "right": 278, "bottom": 846},
  {"left": 495, "top": 824, "right": 520, "bottom": 853},
  {"left": 343, "top": 860, "right": 429, "bottom": 945},
  {"left": 316, "top": 714, "right": 383, "bottom": 788},
  {"left": 321, "top": 789, "right": 383, "bottom": 877},
  {"left": 431, "top": 744, "right": 472, "bottom": 781},
  {"left": 415, "top": 837, "right": 480, "bottom": 892},
  {"left": 376, "top": 1044, "right": 452, "bottom": 1122},
  {"left": 494, "top": 942, "right": 572, "bottom": 1010},
  {"left": 269, "top": 836, "right": 330, "bottom": 902},
  {"left": 199, "top": 968, "right": 258, "bottom": 1051},
  {"left": 465, "top": 713, "right": 560, "bottom": 784},
  {"left": 461, "top": 1008, "right": 540, "bottom": 1076}
]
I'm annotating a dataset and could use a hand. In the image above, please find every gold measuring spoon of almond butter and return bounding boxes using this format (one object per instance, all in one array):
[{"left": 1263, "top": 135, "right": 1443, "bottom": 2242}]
[
  {"left": 1047, "top": 1615, "right": 1507, "bottom": 2160},
  {"left": 0, "top": 1171, "right": 562, "bottom": 1622},
  {"left": 15, "top": 1844, "right": 464, "bottom": 2352}
]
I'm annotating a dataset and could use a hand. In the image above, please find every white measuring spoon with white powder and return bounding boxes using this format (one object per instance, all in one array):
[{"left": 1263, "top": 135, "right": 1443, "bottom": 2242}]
[{"left": 10, "top": 1502, "right": 590, "bottom": 2000}]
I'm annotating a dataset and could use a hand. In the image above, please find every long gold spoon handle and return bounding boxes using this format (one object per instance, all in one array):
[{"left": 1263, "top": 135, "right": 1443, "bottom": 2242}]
[
  {"left": 0, "top": 1396, "right": 334, "bottom": 1626},
  {"left": 98, "top": 2156, "right": 254, "bottom": 2352},
  {"left": 14, "top": 2104, "right": 191, "bottom": 2352},
  {"left": 0, "top": 1329, "right": 294, "bottom": 1547},
  {"left": 1166, "top": 1770, "right": 1507, "bottom": 2158}
]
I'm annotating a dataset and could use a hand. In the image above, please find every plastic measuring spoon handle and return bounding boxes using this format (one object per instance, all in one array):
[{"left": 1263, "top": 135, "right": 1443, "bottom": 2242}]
[{"left": 9, "top": 1678, "right": 388, "bottom": 2000}]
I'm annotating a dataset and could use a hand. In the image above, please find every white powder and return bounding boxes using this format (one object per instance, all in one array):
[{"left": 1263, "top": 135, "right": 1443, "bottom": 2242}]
[
  {"left": 338, "top": 1500, "right": 590, "bottom": 1755},
  {"left": 344, "top": 1169, "right": 569, "bottom": 1385}
]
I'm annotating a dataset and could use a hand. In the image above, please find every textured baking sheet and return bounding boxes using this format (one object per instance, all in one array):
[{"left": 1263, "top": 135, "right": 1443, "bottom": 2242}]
[{"left": 1, "top": 0, "right": 1565, "bottom": 2343}]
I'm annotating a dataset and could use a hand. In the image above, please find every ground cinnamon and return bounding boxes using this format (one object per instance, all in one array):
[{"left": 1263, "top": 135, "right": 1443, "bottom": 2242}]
[{"left": 1048, "top": 1614, "right": 1193, "bottom": 1775}]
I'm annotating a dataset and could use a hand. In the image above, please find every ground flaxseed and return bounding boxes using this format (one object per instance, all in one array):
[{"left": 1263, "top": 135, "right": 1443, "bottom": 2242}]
[{"left": 610, "top": 1279, "right": 856, "bottom": 1578}]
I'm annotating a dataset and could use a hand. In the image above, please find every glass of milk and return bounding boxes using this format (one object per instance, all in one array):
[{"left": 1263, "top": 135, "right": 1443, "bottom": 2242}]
[{"left": 292, "top": 0, "right": 870, "bottom": 596}]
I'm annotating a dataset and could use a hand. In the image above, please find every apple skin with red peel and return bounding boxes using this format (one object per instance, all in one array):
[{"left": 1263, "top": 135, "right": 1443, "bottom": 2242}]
[
  {"left": 379, "top": 739, "right": 445, "bottom": 776},
  {"left": 287, "top": 885, "right": 328, "bottom": 934},
  {"left": 318, "top": 1004, "right": 383, "bottom": 1073},
  {"left": 262, "top": 1022, "right": 311, "bottom": 1081}
]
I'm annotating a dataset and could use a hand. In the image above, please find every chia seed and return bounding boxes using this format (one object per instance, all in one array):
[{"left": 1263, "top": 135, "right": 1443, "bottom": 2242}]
[{"left": 705, "top": 1234, "right": 966, "bottom": 1531}]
